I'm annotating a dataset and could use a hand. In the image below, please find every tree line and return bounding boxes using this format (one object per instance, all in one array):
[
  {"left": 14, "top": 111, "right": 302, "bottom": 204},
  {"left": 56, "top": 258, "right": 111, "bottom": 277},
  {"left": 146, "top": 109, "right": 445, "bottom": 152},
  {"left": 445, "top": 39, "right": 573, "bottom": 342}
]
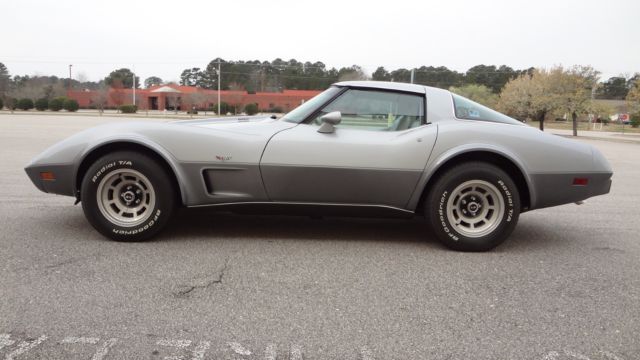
[
  {"left": 1, "top": 59, "right": 637, "bottom": 98},
  {"left": 1, "top": 60, "right": 639, "bottom": 129}
]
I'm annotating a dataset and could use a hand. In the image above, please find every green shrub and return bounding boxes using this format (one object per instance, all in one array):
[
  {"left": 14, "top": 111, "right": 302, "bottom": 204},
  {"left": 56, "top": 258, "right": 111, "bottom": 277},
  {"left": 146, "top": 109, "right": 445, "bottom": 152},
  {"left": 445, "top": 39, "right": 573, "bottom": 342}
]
[
  {"left": 48, "top": 97, "right": 66, "bottom": 111},
  {"left": 63, "top": 99, "right": 79, "bottom": 112},
  {"left": 7, "top": 98, "right": 18, "bottom": 110},
  {"left": 213, "top": 102, "right": 230, "bottom": 115},
  {"left": 35, "top": 98, "right": 49, "bottom": 111},
  {"left": 267, "top": 106, "right": 283, "bottom": 113},
  {"left": 244, "top": 103, "right": 258, "bottom": 115},
  {"left": 0, "top": 98, "right": 3, "bottom": 109},
  {"left": 631, "top": 113, "right": 640, "bottom": 128},
  {"left": 17, "top": 98, "right": 34, "bottom": 111},
  {"left": 119, "top": 104, "right": 137, "bottom": 113}
]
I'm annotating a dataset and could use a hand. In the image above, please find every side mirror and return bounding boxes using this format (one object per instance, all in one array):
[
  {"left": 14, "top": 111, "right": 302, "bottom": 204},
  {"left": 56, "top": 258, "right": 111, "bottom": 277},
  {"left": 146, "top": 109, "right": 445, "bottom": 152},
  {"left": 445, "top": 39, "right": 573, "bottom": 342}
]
[{"left": 317, "top": 111, "right": 341, "bottom": 133}]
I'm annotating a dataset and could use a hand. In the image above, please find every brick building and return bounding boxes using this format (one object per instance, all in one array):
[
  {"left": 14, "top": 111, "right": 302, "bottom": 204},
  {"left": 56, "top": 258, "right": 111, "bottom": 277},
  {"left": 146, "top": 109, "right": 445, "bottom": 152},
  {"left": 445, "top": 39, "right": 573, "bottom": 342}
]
[{"left": 67, "top": 84, "right": 321, "bottom": 113}]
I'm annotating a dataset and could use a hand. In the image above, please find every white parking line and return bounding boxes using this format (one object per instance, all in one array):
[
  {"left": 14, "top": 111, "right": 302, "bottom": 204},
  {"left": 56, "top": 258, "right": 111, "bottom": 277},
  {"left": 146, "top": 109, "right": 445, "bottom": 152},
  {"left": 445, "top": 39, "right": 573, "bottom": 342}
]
[
  {"left": 0, "top": 335, "right": 15, "bottom": 351},
  {"left": 155, "top": 339, "right": 194, "bottom": 360},
  {"left": 0, "top": 333, "right": 630, "bottom": 360},
  {"left": 565, "top": 350, "right": 591, "bottom": 360},
  {"left": 4, "top": 335, "right": 47, "bottom": 360},
  {"left": 91, "top": 338, "right": 117, "bottom": 360},
  {"left": 601, "top": 351, "right": 625, "bottom": 360},
  {"left": 264, "top": 343, "right": 277, "bottom": 360},
  {"left": 360, "top": 346, "right": 375, "bottom": 360},
  {"left": 228, "top": 342, "right": 252, "bottom": 356},
  {"left": 191, "top": 341, "right": 210, "bottom": 360},
  {"left": 157, "top": 339, "right": 193, "bottom": 349},
  {"left": 61, "top": 336, "right": 100, "bottom": 344},
  {"left": 290, "top": 344, "right": 303, "bottom": 360}
]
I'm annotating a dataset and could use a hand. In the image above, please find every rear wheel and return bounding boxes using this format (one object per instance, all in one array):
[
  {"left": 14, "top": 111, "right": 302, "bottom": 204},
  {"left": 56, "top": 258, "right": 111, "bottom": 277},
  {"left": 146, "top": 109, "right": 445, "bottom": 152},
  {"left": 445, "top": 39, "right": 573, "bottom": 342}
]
[
  {"left": 80, "top": 151, "right": 176, "bottom": 241},
  {"left": 426, "top": 162, "right": 520, "bottom": 251}
]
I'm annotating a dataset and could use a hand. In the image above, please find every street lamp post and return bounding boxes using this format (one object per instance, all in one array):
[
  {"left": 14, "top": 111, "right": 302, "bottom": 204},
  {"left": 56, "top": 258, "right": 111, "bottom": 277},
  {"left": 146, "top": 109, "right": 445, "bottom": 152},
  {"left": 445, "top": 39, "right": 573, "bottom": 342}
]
[
  {"left": 217, "top": 60, "right": 221, "bottom": 116},
  {"left": 68, "top": 64, "right": 73, "bottom": 94},
  {"left": 132, "top": 71, "right": 136, "bottom": 106}
]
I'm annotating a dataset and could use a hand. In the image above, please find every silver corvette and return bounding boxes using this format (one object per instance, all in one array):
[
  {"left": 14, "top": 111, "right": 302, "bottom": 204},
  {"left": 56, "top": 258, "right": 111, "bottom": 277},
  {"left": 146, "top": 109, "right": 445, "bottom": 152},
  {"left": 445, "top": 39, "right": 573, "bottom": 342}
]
[{"left": 25, "top": 81, "right": 612, "bottom": 251}]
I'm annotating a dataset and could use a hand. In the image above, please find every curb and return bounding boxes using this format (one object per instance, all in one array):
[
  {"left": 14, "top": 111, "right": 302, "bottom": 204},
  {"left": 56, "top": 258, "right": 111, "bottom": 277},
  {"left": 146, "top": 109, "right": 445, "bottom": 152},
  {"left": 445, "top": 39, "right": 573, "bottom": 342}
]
[{"left": 552, "top": 133, "right": 640, "bottom": 145}]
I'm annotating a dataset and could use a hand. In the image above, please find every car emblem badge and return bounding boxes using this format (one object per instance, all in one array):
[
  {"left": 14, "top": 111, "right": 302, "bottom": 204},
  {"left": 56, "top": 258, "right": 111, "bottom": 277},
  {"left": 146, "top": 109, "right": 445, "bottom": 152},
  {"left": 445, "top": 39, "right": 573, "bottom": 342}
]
[{"left": 215, "top": 155, "right": 232, "bottom": 161}]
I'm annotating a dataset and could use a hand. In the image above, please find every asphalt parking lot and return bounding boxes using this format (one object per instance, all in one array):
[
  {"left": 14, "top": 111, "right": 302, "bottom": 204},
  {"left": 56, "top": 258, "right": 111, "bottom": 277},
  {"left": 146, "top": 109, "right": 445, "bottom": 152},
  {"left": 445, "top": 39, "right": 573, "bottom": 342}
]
[{"left": 1, "top": 114, "right": 639, "bottom": 360}]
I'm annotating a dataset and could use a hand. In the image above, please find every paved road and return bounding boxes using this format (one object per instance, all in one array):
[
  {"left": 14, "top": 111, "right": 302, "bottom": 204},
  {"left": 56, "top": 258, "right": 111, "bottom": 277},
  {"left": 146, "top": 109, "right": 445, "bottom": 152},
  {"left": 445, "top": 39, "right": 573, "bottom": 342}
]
[
  {"left": 1, "top": 114, "right": 638, "bottom": 360},
  {"left": 547, "top": 128, "right": 640, "bottom": 144}
]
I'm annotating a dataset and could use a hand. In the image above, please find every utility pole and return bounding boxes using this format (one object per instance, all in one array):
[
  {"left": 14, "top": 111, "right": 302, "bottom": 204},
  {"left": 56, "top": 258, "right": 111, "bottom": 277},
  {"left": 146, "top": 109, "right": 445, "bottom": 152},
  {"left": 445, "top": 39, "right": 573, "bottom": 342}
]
[
  {"left": 68, "top": 64, "right": 73, "bottom": 94},
  {"left": 217, "top": 60, "right": 221, "bottom": 116},
  {"left": 132, "top": 70, "right": 136, "bottom": 106},
  {"left": 410, "top": 68, "right": 415, "bottom": 84}
]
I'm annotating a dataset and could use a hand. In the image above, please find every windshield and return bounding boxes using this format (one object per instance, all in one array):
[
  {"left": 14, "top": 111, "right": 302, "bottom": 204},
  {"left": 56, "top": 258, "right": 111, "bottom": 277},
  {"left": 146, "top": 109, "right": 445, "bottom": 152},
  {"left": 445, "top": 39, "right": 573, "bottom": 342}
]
[
  {"left": 452, "top": 94, "right": 522, "bottom": 125},
  {"left": 281, "top": 87, "right": 342, "bottom": 123}
]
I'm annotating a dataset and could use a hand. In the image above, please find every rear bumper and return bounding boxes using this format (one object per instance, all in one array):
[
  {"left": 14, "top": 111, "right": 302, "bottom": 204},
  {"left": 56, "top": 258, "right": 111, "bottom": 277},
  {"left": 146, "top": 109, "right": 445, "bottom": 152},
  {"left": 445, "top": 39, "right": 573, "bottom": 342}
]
[
  {"left": 24, "top": 163, "right": 76, "bottom": 197},
  {"left": 531, "top": 172, "right": 612, "bottom": 210}
]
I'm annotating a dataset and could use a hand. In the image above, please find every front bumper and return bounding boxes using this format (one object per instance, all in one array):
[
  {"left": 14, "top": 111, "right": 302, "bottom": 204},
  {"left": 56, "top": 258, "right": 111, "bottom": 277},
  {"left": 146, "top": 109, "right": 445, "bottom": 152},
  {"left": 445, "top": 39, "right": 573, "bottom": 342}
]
[{"left": 24, "top": 163, "right": 76, "bottom": 197}]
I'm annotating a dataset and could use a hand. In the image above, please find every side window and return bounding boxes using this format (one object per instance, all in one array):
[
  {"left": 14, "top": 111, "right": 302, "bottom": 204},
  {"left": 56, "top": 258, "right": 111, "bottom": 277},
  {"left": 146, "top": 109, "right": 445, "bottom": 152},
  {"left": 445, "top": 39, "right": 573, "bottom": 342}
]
[
  {"left": 312, "top": 89, "right": 425, "bottom": 131},
  {"left": 452, "top": 93, "right": 522, "bottom": 125}
]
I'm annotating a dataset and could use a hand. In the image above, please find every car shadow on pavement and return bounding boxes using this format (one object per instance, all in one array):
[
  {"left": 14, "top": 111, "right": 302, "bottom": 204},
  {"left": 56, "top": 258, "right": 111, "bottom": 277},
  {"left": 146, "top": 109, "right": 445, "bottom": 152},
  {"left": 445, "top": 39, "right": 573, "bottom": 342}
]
[
  {"left": 40, "top": 206, "right": 571, "bottom": 253},
  {"left": 498, "top": 217, "right": 572, "bottom": 253},
  {"left": 160, "top": 207, "right": 435, "bottom": 246},
  {"left": 159, "top": 209, "right": 571, "bottom": 252}
]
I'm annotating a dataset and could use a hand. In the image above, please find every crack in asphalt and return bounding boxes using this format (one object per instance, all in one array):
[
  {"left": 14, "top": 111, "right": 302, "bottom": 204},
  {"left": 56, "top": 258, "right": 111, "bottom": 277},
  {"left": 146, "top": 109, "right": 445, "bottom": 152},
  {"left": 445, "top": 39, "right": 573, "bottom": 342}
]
[
  {"left": 8, "top": 254, "right": 101, "bottom": 273},
  {"left": 173, "top": 259, "right": 229, "bottom": 298}
]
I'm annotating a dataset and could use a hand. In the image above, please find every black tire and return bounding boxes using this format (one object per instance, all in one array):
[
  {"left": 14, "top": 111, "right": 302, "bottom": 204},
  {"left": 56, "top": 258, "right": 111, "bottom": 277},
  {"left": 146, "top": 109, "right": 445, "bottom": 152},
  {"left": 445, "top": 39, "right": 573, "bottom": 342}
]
[
  {"left": 425, "top": 162, "right": 520, "bottom": 252},
  {"left": 80, "top": 151, "right": 176, "bottom": 242}
]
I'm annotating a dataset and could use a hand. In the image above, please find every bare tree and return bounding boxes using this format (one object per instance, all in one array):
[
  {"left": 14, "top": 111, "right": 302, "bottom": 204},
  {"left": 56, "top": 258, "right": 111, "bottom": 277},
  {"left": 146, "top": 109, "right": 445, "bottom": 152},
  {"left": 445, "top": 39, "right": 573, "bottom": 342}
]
[
  {"left": 185, "top": 92, "right": 208, "bottom": 114},
  {"left": 498, "top": 66, "right": 598, "bottom": 134},
  {"left": 8, "top": 77, "right": 61, "bottom": 100},
  {"left": 498, "top": 69, "right": 554, "bottom": 130},
  {"left": 91, "top": 85, "right": 109, "bottom": 114},
  {"left": 627, "top": 78, "right": 640, "bottom": 114},
  {"left": 166, "top": 94, "right": 180, "bottom": 114},
  {"left": 110, "top": 89, "right": 127, "bottom": 109}
]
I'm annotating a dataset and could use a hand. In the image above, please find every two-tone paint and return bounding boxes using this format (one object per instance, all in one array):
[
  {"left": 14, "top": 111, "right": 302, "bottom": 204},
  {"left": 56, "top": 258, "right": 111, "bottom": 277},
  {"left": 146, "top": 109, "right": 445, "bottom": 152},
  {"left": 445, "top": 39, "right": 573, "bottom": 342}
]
[{"left": 25, "top": 81, "right": 612, "bottom": 217}]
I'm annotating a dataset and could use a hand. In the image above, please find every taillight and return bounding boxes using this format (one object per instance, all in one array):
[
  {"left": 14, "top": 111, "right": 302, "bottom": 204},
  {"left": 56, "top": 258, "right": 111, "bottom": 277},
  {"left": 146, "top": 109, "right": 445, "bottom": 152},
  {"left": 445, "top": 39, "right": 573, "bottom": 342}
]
[{"left": 572, "top": 178, "right": 588, "bottom": 186}]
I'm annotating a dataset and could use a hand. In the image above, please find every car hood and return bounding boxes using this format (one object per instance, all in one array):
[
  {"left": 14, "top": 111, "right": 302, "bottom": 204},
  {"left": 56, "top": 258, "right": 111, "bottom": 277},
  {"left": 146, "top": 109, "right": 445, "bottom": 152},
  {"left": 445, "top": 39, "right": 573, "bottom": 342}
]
[{"left": 171, "top": 115, "right": 282, "bottom": 133}]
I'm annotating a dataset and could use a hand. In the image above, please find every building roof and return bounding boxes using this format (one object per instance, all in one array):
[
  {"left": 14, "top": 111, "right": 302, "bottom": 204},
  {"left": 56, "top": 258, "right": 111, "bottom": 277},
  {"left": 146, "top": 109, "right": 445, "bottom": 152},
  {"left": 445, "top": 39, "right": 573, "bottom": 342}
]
[{"left": 151, "top": 85, "right": 182, "bottom": 93}]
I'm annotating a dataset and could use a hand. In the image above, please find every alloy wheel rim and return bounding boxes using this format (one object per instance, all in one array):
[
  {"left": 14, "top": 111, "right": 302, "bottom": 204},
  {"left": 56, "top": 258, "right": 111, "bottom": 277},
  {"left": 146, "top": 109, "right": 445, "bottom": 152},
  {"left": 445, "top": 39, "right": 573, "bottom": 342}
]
[
  {"left": 446, "top": 180, "right": 504, "bottom": 238},
  {"left": 96, "top": 169, "right": 156, "bottom": 227}
]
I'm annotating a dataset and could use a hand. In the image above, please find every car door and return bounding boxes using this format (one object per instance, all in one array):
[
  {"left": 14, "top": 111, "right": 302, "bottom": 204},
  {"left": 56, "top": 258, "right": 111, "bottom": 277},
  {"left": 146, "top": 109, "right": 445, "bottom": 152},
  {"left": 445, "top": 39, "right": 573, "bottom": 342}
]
[{"left": 260, "top": 87, "right": 438, "bottom": 209}]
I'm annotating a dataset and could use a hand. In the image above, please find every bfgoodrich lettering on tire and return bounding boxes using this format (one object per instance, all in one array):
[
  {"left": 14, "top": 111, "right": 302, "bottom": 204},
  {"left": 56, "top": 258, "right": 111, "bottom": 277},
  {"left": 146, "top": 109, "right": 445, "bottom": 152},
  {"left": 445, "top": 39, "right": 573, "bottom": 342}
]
[
  {"left": 80, "top": 151, "right": 176, "bottom": 241},
  {"left": 426, "top": 162, "right": 520, "bottom": 251}
]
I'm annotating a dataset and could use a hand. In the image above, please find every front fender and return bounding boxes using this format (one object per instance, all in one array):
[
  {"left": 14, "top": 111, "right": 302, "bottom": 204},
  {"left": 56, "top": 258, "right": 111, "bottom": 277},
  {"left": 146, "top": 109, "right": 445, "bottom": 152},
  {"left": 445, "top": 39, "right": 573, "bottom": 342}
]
[{"left": 74, "top": 135, "right": 191, "bottom": 205}]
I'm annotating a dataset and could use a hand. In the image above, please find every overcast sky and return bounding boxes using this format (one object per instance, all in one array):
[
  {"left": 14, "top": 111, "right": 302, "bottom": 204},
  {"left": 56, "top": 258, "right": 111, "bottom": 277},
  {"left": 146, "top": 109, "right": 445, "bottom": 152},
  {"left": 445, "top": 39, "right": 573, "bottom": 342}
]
[{"left": 2, "top": 0, "right": 638, "bottom": 83}]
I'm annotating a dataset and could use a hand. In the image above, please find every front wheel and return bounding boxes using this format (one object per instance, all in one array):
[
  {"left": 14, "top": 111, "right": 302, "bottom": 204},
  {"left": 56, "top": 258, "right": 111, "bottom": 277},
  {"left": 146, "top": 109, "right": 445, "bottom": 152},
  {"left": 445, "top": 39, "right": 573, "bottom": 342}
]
[
  {"left": 426, "top": 162, "right": 520, "bottom": 251},
  {"left": 80, "top": 151, "right": 176, "bottom": 241}
]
